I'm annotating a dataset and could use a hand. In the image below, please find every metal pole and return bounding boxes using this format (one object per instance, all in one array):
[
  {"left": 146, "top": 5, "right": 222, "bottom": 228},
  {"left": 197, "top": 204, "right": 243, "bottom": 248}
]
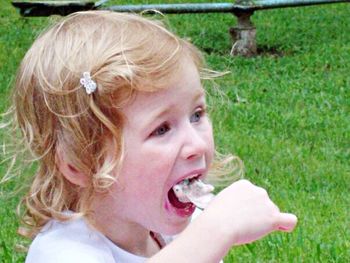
[
  {"left": 106, "top": 3, "right": 238, "bottom": 14},
  {"left": 12, "top": 1, "right": 350, "bottom": 16},
  {"left": 105, "top": 0, "right": 350, "bottom": 13},
  {"left": 246, "top": 0, "right": 350, "bottom": 11}
]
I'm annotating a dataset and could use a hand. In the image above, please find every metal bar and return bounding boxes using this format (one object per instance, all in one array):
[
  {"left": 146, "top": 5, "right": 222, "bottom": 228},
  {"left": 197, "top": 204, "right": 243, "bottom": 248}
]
[
  {"left": 244, "top": 0, "right": 350, "bottom": 11},
  {"left": 12, "top": 0, "right": 350, "bottom": 17},
  {"left": 106, "top": 3, "right": 239, "bottom": 14},
  {"left": 12, "top": 1, "right": 96, "bottom": 16},
  {"left": 105, "top": 0, "right": 350, "bottom": 13}
]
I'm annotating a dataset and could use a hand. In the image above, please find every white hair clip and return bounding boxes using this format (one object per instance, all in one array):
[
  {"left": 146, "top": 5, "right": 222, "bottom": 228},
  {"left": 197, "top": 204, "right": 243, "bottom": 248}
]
[{"left": 80, "top": 72, "right": 97, "bottom": 94}]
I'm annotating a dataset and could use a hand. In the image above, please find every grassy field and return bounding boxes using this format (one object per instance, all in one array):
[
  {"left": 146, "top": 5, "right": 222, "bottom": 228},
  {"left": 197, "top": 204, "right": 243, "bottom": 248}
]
[{"left": 1, "top": 0, "right": 349, "bottom": 262}]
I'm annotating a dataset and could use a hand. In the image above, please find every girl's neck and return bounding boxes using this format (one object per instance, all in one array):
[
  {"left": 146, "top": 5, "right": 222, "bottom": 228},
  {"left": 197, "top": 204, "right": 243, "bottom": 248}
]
[
  {"left": 89, "top": 209, "right": 161, "bottom": 257},
  {"left": 107, "top": 229, "right": 161, "bottom": 257}
]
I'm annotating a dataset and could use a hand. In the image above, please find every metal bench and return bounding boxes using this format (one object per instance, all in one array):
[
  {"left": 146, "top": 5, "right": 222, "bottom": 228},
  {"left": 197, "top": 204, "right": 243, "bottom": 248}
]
[{"left": 11, "top": 0, "right": 350, "bottom": 56}]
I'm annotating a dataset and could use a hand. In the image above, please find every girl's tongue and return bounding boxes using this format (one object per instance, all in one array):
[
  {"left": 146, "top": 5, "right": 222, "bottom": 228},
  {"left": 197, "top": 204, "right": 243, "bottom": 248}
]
[
  {"left": 167, "top": 187, "right": 196, "bottom": 217},
  {"left": 168, "top": 188, "right": 193, "bottom": 209}
]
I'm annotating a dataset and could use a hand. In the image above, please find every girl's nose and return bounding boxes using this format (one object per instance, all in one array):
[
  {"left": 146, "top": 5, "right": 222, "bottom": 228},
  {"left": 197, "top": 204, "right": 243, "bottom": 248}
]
[{"left": 180, "top": 125, "right": 208, "bottom": 161}]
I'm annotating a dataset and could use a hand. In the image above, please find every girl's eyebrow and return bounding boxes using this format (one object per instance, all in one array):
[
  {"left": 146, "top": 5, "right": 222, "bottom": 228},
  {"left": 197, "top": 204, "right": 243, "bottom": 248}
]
[
  {"left": 147, "top": 107, "right": 173, "bottom": 125},
  {"left": 148, "top": 89, "right": 205, "bottom": 123}
]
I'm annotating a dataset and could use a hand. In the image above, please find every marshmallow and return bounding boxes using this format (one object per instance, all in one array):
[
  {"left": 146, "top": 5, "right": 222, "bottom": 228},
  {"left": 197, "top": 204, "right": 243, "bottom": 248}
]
[{"left": 173, "top": 179, "right": 215, "bottom": 209}]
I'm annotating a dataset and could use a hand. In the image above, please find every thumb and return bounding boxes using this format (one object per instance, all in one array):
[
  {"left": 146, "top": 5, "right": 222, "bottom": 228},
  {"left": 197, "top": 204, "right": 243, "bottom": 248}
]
[{"left": 276, "top": 213, "right": 298, "bottom": 232}]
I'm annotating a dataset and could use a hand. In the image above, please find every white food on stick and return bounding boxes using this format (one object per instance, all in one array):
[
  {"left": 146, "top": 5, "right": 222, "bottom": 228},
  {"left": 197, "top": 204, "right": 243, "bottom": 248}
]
[{"left": 173, "top": 178, "right": 215, "bottom": 209}]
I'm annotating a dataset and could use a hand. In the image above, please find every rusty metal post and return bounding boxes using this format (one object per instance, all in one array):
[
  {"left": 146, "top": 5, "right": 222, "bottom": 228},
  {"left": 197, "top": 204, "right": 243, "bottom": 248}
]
[{"left": 230, "top": 10, "right": 257, "bottom": 57}]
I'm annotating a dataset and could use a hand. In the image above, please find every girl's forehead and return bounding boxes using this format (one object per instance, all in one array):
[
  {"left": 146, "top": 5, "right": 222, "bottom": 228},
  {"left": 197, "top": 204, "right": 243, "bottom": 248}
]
[
  {"left": 123, "top": 58, "right": 204, "bottom": 112},
  {"left": 127, "top": 85, "right": 205, "bottom": 113},
  {"left": 117, "top": 58, "right": 204, "bottom": 133}
]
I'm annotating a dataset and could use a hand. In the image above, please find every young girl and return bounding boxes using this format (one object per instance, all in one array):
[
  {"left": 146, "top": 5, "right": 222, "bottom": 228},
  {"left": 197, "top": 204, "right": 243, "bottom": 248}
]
[{"left": 6, "top": 11, "right": 297, "bottom": 262}]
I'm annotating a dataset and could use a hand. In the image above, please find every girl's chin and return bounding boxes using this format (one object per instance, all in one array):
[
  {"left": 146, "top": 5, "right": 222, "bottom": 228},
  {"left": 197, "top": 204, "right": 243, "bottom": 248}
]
[{"left": 157, "top": 201, "right": 194, "bottom": 234}]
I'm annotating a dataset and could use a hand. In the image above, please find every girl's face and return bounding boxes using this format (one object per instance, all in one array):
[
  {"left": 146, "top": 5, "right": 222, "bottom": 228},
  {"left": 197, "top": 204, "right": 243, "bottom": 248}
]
[{"left": 93, "top": 57, "right": 214, "bottom": 238}]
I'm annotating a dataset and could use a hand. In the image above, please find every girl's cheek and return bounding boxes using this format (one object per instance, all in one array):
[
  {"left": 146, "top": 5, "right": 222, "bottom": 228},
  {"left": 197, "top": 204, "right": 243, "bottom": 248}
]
[{"left": 150, "top": 141, "right": 175, "bottom": 157}]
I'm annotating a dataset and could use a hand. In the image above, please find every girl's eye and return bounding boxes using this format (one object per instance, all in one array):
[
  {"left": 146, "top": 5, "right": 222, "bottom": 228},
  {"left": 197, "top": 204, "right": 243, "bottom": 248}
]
[
  {"left": 190, "top": 108, "right": 205, "bottom": 123},
  {"left": 150, "top": 123, "right": 170, "bottom": 137}
]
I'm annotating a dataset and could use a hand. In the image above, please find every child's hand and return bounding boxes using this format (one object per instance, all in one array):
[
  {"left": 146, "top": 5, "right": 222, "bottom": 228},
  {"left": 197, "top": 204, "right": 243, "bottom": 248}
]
[
  {"left": 148, "top": 180, "right": 297, "bottom": 263},
  {"left": 204, "top": 179, "right": 297, "bottom": 246}
]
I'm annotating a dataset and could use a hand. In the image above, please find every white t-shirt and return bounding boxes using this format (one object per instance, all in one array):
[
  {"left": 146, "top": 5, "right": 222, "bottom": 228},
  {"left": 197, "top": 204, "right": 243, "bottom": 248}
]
[
  {"left": 26, "top": 209, "right": 223, "bottom": 263},
  {"left": 25, "top": 216, "right": 149, "bottom": 263}
]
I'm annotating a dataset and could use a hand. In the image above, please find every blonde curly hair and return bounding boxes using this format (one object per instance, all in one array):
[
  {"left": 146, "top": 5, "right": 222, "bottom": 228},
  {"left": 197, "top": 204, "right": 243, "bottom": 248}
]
[{"left": 2, "top": 11, "right": 242, "bottom": 239}]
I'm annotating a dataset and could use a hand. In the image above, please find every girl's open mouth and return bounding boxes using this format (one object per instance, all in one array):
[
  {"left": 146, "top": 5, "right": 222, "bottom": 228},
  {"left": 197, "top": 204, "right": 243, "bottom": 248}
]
[
  {"left": 167, "top": 175, "right": 215, "bottom": 216},
  {"left": 168, "top": 187, "right": 193, "bottom": 208},
  {"left": 166, "top": 177, "right": 199, "bottom": 217},
  {"left": 167, "top": 187, "right": 196, "bottom": 217}
]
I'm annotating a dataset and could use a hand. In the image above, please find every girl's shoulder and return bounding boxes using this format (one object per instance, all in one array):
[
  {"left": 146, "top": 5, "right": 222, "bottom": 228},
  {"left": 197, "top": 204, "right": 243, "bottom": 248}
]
[{"left": 25, "top": 217, "right": 115, "bottom": 263}]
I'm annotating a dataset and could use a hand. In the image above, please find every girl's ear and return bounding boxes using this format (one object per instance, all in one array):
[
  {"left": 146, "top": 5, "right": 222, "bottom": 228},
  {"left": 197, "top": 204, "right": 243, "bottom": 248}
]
[{"left": 56, "top": 148, "right": 88, "bottom": 187}]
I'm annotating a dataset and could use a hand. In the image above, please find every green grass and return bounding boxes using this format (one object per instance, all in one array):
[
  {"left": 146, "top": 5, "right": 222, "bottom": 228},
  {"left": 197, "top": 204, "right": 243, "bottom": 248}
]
[{"left": 1, "top": 1, "right": 350, "bottom": 262}]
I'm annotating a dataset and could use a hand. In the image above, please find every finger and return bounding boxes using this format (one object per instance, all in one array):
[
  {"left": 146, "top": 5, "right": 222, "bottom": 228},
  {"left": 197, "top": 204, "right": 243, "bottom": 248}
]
[{"left": 275, "top": 213, "right": 298, "bottom": 232}]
